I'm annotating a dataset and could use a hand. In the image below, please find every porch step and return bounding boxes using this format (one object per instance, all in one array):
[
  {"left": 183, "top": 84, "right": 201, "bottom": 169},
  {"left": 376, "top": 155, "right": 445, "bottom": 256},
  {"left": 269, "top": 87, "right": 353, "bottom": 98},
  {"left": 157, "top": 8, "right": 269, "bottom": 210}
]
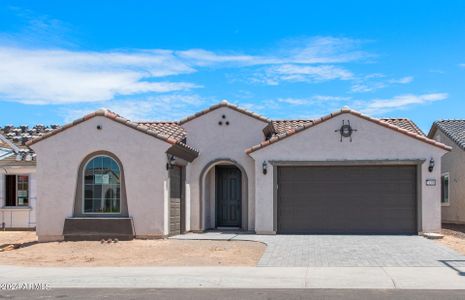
[{"left": 63, "top": 217, "right": 134, "bottom": 241}]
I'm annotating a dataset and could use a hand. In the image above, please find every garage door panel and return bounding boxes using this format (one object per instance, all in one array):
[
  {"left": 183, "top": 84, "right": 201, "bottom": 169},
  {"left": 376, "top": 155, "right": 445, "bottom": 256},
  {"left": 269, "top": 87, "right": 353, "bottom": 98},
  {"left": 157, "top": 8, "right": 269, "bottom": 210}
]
[{"left": 277, "top": 165, "right": 417, "bottom": 234}]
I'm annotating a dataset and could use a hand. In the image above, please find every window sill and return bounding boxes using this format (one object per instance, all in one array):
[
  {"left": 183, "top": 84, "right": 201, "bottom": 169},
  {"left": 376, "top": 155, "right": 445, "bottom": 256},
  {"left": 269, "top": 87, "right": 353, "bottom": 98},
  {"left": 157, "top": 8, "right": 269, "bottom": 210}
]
[
  {"left": 0, "top": 206, "right": 32, "bottom": 210},
  {"left": 441, "top": 203, "right": 450, "bottom": 207}
]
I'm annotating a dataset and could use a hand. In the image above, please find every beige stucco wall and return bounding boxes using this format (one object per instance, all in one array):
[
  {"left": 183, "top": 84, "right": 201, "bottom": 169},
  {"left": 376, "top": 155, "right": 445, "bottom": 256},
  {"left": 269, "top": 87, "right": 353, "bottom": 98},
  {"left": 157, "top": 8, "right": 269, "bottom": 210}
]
[
  {"left": 433, "top": 131, "right": 465, "bottom": 223},
  {"left": 182, "top": 107, "right": 268, "bottom": 231},
  {"left": 30, "top": 116, "right": 171, "bottom": 241},
  {"left": 0, "top": 166, "right": 37, "bottom": 228},
  {"left": 250, "top": 113, "right": 447, "bottom": 234}
]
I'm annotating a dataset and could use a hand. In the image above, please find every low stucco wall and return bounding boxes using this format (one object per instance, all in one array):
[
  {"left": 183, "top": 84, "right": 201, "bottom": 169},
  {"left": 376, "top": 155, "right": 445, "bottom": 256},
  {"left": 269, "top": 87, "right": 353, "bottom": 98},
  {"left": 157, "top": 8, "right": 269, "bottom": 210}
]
[
  {"left": 433, "top": 131, "right": 465, "bottom": 223},
  {"left": 250, "top": 113, "right": 447, "bottom": 234},
  {"left": 182, "top": 106, "right": 268, "bottom": 231},
  {"left": 31, "top": 116, "right": 171, "bottom": 241}
]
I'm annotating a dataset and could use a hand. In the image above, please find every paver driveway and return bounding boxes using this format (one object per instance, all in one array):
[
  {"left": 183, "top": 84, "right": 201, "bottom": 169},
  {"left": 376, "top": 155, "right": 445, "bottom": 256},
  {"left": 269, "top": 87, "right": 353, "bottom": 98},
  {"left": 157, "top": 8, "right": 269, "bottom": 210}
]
[{"left": 173, "top": 233, "right": 465, "bottom": 267}]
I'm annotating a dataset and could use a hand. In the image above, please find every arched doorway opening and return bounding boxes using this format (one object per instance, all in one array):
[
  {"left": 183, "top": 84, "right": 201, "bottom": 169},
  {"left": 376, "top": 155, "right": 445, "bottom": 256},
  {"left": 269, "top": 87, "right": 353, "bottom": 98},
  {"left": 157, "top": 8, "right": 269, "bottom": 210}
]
[{"left": 200, "top": 159, "right": 248, "bottom": 230}]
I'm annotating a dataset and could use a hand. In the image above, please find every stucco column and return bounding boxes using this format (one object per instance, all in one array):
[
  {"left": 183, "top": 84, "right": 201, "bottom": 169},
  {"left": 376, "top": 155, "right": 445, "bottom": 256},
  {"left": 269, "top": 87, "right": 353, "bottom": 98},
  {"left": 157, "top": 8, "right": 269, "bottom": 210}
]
[{"left": 254, "top": 161, "right": 275, "bottom": 234}]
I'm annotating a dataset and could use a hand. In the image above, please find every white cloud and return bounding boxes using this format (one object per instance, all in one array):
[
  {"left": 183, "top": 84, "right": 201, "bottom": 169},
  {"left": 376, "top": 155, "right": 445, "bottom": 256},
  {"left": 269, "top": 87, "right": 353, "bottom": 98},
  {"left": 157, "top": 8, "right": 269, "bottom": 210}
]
[
  {"left": 178, "top": 36, "right": 370, "bottom": 67},
  {"left": 278, "top": 98, "right": 311, "bottom": 105},
  {"left": 351, "top": 75, "right": 414, "bottom": 93},
  {"left": 278, "top": 95, "right": 351, "bottom": 105},
  {"left": 279, "top": 36, "right": 371, "bottom": 64},
  {"left": 0, "top": 47, "right": 199, "bottom": 104},
  {"left": 257, "top": 64, "right": 353, "bottom": 85},
  {"left": 0, "top": 36, "right": 373, "bottom": 104},
  {"left": 388, "top": 76, "right": 414, "bottom": 84},
  {"left": 360, "top": 93, "right": 448, "bottom": 115}
]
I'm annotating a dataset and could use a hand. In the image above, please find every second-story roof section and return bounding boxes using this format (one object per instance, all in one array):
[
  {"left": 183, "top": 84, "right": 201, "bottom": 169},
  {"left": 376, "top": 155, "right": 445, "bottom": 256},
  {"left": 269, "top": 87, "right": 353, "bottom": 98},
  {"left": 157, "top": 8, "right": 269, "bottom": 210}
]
[{"left": 428, "top": 120, "right": 465, "bottom": 150}]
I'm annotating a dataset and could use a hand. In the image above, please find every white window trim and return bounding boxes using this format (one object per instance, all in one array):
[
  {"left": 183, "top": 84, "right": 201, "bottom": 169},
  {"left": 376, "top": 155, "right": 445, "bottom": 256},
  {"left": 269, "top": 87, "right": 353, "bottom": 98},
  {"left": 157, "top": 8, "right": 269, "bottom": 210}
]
[
  {"left": 441, "top": 172, "right": 450, "bottom": 207},
  {"left": 82, "top": 154, "right": 122, "bottom": 214}
]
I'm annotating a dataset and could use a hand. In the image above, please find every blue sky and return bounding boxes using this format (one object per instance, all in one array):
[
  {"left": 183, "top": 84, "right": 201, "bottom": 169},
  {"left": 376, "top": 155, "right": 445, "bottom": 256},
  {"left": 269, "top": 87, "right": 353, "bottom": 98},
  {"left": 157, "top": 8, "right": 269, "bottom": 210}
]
[{"left": 0, "top": 1, "right": 464, "bottom": 132}]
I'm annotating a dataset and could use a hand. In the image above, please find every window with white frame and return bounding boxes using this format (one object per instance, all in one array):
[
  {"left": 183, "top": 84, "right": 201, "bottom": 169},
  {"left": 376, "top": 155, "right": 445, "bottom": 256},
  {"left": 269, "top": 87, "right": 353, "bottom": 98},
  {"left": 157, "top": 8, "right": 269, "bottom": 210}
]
[
  {"left": 5, "top": 175, "right": 29, "bottom": 206},
  {"left": 83, "top": 155, "right": 121, "bottom": 213},
  {"left": 441, "top": 173, "right": 450, "bottom": 205}
]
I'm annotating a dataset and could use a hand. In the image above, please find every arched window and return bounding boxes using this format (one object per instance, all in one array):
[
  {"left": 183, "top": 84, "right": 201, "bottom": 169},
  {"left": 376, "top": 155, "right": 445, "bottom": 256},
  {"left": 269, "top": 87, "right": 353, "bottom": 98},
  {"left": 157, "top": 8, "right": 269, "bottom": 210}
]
[{"left": 83, "top": 155, "right": 121, "bottom": 213}]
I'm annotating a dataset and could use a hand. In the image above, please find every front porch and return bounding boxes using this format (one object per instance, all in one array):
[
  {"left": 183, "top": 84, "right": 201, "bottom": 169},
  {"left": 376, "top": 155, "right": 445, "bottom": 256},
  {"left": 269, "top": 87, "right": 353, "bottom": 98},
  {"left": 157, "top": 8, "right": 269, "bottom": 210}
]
[{"left": 199, "top": 160, "right": 250, "bottom": 231}]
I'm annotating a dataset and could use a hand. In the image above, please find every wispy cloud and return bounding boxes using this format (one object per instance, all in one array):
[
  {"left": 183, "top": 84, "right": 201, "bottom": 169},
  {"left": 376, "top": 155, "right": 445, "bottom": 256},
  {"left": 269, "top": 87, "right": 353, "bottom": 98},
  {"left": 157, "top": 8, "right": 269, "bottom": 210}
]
[
  {"left": 62, "top": 94, "right": 207, "bottom": 122},
  {"left": 359, "top": 93, "right": 448, "bottom": 115},
  {"left": 0, "top": 6, "right": 75, "bottom": 47},
  {"left": 0, "top": 35, "right": 374, "bottom": 105},
  {"left": 240, "top": 94, "right": 352, "bottom": 120},
  {"left": 256, "top": 64, "right": 353, "bottom": 85},
  {"left": 388, "top": 76, "right": 414, "bottom": 84},
  {"left": 0, "top": 47, "right": 199, "bottom": 104},
  {"left": 351, "top": 74, "right": 414, "bottom": 93},
  {"left": 278, "top": 95, "right": 351, "bottom": 105}
]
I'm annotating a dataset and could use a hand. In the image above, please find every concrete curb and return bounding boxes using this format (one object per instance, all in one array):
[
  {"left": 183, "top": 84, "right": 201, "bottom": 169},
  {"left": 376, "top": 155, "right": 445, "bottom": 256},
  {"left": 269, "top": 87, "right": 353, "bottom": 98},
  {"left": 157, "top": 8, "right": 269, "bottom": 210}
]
[{"left": 1, "top": 265, "right": 464, "bottom": 289}]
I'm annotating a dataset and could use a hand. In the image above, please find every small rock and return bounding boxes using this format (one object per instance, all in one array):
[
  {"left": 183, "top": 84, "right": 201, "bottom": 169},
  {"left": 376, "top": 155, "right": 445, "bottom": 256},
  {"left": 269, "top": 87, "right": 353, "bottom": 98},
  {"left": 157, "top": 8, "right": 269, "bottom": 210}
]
[
  {"left": 113, "top": 239, "right": 119, "bottom": 243},
  {"left": 422, "top": 232, "right": 444, "bottom": 240},
  {"left": 100, "top": 239, "right": 105, "bottom": 244}
]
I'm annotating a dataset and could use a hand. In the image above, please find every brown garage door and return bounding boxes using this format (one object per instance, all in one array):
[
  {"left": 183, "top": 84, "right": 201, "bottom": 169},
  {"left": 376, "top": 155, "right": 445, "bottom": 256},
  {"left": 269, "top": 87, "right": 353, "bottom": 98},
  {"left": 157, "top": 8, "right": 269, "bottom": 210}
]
[{"left": 277, "top": 165, "right": 417, "bottom": 234}]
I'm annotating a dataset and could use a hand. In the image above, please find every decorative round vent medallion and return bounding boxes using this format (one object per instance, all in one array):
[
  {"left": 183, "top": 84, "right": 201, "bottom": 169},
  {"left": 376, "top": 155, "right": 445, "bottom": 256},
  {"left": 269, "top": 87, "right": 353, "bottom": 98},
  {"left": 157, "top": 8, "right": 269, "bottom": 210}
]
[
  {"left": 335, "top": 120, "right": 357, "bottom": 142},
  {"left": 340, "top": 124, "right": 353, "bottom": 137}
]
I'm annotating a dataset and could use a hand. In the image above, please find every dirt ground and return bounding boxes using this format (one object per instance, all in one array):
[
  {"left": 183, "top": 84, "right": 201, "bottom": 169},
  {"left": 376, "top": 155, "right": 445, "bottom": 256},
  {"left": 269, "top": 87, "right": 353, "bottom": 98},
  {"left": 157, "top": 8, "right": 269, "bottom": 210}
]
[
  {"left": 438, "top": 224, "right": 465, "bottom": 255},
  {"left": 0, "top": 231, "right": 266, "bottom": 267}
]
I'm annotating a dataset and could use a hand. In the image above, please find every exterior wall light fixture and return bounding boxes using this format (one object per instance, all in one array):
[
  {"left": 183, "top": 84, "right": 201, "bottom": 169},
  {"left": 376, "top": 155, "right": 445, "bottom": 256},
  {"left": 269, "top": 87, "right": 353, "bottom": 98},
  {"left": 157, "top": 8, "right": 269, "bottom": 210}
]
[
  {"left": 262, "top": 160, "right": 268, "bottom": 175},
  {"left": 166, "top": 155, "right": 176, "bottom": 170},
  {"left": 428, "top": 157, "right": 435, "bottom": 172}
]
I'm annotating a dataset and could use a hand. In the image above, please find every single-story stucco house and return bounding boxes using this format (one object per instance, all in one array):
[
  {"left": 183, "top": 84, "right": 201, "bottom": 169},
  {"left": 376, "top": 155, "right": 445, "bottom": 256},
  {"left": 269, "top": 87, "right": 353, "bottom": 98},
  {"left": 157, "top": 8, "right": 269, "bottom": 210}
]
[
  {"left": 0, "top": 125, "right": 58, "bottom": 229},
  {"left": 27, "top": 100, "right": 450, "bottom": 241},
  {"left": 428, "top": 120, "right": 465, "bottom": 224}
]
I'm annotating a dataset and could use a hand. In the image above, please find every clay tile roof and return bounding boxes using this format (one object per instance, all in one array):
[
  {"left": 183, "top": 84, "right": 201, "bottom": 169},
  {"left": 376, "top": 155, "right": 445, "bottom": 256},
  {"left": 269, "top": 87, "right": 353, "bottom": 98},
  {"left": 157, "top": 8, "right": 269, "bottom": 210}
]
[
  {"left": 179, "top": 99, "right": 270, "bottom": 124},
  {"left": 26, "top": 109, "right": 199, "bottom": 155},
  {"left": 428, "top": 120, "right": 465, "bottom": 150},
  {"left": 380, "top": 118, "right": 425, "bottom": 136},
  {"left": 137, "top": 122, "right": 186, "bottom": 142},
  {"left": 246, "top": 107, "right": 451, "bottom": 154},
  {"left": 271, "top": 120, "right": 315, "bottom": 135}
]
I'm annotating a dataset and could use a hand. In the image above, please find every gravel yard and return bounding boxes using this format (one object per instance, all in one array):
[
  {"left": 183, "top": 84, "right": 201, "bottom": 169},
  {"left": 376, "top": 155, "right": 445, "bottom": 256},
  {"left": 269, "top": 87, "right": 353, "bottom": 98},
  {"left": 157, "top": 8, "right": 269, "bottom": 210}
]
[
  {"left": 439, "top": 224, "right": 465, "bottom": 255},
  {"left": 0, "top": 231, "right": 265, "bottom": 267}
]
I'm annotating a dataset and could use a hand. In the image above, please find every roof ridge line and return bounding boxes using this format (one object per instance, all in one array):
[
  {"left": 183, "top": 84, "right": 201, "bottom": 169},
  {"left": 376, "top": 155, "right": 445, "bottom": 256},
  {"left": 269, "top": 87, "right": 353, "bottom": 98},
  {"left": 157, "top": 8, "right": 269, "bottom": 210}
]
[{"left": 178, "top": 100, "right": 270, "bottom": 124}]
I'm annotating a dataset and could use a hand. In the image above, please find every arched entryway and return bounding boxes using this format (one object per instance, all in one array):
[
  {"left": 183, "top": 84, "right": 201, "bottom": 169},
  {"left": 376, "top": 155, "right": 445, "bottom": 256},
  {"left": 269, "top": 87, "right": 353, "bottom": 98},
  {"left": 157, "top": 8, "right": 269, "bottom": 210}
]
[{"left": 200, "top": 159, "right": 248, "bottom": 230}]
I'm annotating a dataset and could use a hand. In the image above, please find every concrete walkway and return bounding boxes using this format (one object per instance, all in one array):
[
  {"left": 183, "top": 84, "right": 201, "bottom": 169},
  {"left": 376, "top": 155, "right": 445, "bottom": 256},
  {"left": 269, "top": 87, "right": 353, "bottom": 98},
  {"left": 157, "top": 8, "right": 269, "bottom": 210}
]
[
  {"left": 172, "top": 233, "right": 465, "bottom": 267},
  {"left": 1, "top": 265, "right": 465, "bottom": 289}
]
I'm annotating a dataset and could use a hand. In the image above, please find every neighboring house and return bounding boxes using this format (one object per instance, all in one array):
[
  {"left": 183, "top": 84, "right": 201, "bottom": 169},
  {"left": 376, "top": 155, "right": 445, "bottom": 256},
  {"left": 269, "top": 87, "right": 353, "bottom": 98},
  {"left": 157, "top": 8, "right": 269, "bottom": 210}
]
[
  {"left": 428, "top": 120, "right": 465, "bottom": 224},
  {"left": 0, "top": 125, "right": 58, "bottom": 229},
  {"left": 27, "top": 101, "right": 450, "bottom": 241}
]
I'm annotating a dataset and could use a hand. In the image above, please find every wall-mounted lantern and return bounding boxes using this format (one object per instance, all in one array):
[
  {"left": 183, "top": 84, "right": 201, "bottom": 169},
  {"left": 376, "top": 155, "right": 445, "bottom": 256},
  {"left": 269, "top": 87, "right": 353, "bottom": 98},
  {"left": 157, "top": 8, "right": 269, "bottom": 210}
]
[
  {"left": 166, "top": 155, "right": 176, "bottom": 170},
  {"left": 262, "top": 161, "right": 268, "bottom": 175},
  {"left": 428, "top": 157, "right": 435, "bottom": 172}
]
